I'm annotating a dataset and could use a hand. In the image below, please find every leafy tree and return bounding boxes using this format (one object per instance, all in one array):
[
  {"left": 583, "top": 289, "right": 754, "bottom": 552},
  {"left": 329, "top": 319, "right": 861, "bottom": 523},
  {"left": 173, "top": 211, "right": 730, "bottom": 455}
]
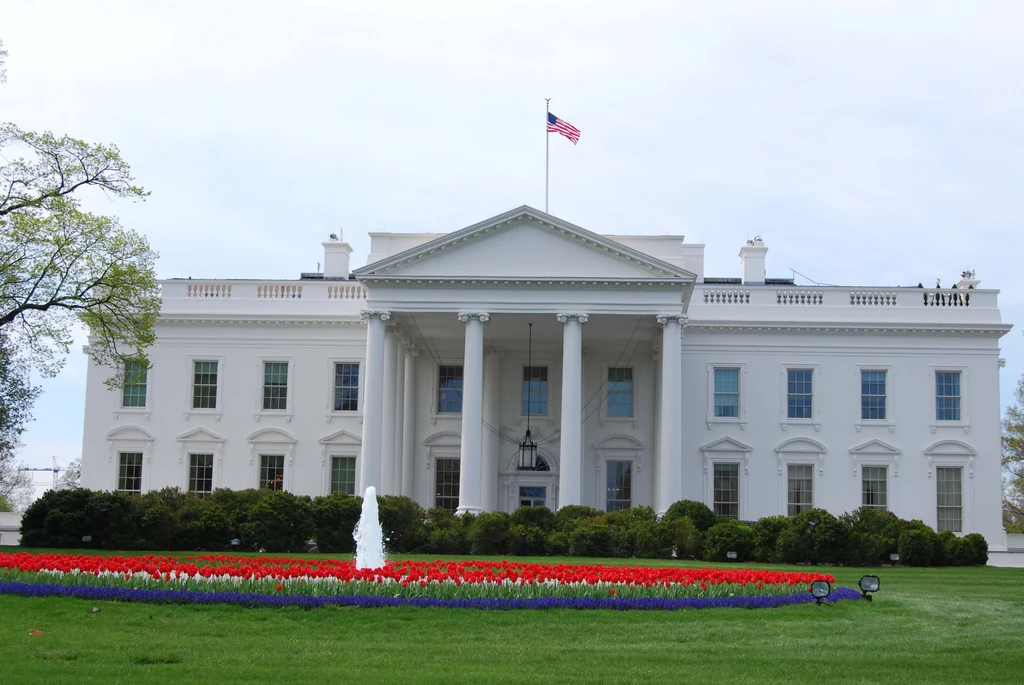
[
  {"left": 0, "top": 38, "right": 7, "bottom": 83},
  {"left": 0, "top": 331, "right": 40, "bottom": 507},
  {"left": 56, "top": 458, "right": 81, "bottom": 490},
  {"left": 1002, "top": 374, "right": 1024, "bottom": 533}
]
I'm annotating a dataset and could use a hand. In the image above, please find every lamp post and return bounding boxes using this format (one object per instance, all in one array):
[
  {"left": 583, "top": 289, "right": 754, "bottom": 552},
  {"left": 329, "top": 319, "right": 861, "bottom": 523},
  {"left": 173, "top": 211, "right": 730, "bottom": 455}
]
[{"left": 808, "top": 520, "right": 817, "bottom": 566}]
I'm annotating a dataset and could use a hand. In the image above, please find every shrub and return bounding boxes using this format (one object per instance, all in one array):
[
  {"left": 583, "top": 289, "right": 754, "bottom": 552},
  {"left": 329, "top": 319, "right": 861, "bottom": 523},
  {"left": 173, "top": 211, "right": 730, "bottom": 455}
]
[
  {"left": 568, "top": 518, "right": 615, "bottom": 557},
  {"left": 606, "top": 507, "right": 670, "bottom": 559},
  {"left": 703, "top": 520, "right": 756, "bottom": 562},
  {"left": 241, "top": 491, "right": 314, "bottom": 552},
  {"left": 197, "top": 503, "right": 233, "bottom": 550},
  {"left": 469, "top": 511, "right": 511, "bottom": 555},
  {"left": 422, "top": 507, "right": 471, "bottom": 555},
  {"left": 554, "top": 505, "right": 603, "bottom": 535},
  {"left": 775, "top": 527, "right": 809, "bottom": 564},
  {"left": 842, "top": 507, "right": 899, "bottom": 564},
  {"left": 961, "top": 533, "right": 989, "bottom": 566},
  {"left": 509, "top": 524, "right": 546, "bottom": 556},
  {"left": 376, "top": 496, "right": 426, "bottom": 553},
  {"left": 790, "top": 509, "right": 849, "bottom": 565},
  {"left": 544, "top": 531, "right": 569, "bottom": 556},
  {"left": 511, "top": 506, "right": 556, "bottom": 532},
  {"left": 898, "top": 528, "right": 936, "bottom": 567},
  {"left": 752, "top": 516, "right": 791, "bottom": 563},
  {"left": 667, "top": 517, "right": 703, "bottom": 560},
  {"left": 311, "top": 493, "right": 363, "bottom": 553},
  {"left": 847, "top": 532, "right": 887, "bottom": 567},
  {"left": 662, "top": 500, "right": 717, "bottom": 532}
]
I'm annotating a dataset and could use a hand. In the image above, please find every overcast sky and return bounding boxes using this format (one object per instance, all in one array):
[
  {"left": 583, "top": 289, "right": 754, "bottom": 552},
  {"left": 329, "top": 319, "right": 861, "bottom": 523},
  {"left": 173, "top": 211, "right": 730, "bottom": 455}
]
[{"left": 3, "top": 1, "right": 1023, "bottom": 497}]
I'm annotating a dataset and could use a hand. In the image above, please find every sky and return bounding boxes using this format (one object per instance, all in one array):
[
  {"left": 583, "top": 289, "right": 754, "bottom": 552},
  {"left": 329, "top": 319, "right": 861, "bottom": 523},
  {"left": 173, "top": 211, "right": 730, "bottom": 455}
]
[{"left": 3, "top": 0, "right": 1023, "bottom": 499}]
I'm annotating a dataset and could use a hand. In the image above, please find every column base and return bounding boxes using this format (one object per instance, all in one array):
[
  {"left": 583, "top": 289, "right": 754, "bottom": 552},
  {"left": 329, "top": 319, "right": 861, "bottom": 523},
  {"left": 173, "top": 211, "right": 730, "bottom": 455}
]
[{"left": 456, "top": 506, "right": 483, "bottom": 516}]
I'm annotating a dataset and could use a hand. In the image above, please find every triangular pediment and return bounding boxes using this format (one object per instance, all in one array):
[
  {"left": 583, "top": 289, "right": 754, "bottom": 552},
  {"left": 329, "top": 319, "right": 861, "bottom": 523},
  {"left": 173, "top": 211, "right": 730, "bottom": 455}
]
[
  {"left": 176, "top": 427, "right": 226, "bottom": 443},
  {"left": 354, "top": 206, "right": 695, "bottom": 282},
  {"left": 319, "top": 429, "right": 362, "bottom": 446},
  {"left": 700, "top": 437, "right": 753, "bottom": 453},
  {"left": 849, "top": 439, "right": 900, "bottom": 456}
]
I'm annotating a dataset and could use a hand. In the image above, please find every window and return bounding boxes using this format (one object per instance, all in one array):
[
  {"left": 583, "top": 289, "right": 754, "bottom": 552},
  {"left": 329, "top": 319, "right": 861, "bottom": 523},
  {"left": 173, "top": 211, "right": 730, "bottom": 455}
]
[
  {"left": 519, "top": 486, "right": 546, "bottom": 508},
  {"left": 435, "top": 458, "right": 460, "bottom": 510},
  {"left": 787, "top": 464, "right": 813, "bottom": 516},
  {"left": 936, "top": 372, "right": 961, "bottom": 421},
  {"left": 786, "top": 369, "right": 813, "bottom": 419},
  {"left": 333, "top": 363, "right": 359, "bottom": 412},
  {"left": 605, "top": 461, "right": 632, "bottom": 512},
  {"left": 861, "top": 371, "right": 887, "bottom": 420},
  {"left": 330, "top": 456, "right": 356, "bottom": 495},
  {"left": 713, "top": 463, "right": 739, "bottom": 518},
  {"left": 117, "top": 452, "right": 143, "bottom": 493},
  {"left": 607, "top": 367, "right": 634, "bottom": 418},
  {"left": 259, "top": 454, "right": 284, "bottom": 491},
  {"left": 437, "top": 365, "right": 463, "bottom": 414},
  {"left": 521, "top": 366, "right": 548, "bottom": 415},
  {"left": 192, "top": 360, "right": 219, "bottom": 409},
  {"left": 862, "top": 466, "right": 887, "bottom": 510},
  {"left": 714, "top": 368, "right": 740, "bottom": 418},
  {"left": 262, "top": 362, "right": 289, "bottom": 411},
  {"left": 937, "top": 467, "right": 962, "bottom": 532},
  {"left": 188, "top": 453, "right": 213, "bottom": 495},
  {"left": 122, "top": 361, "right": 148, "bottom": 408}
]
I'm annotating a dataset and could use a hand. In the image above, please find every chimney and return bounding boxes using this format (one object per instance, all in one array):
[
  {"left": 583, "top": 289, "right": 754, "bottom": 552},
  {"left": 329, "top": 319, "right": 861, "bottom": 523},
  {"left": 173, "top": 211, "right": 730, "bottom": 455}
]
[
  {"left": 956, "top": 270, "right": 980, "bottom": 289},
  {"left": 322, "top": 231, "right": 353, "bottom": 278},
  {"left": 739, "top": 237, "right": 767, "bottom": 285}
]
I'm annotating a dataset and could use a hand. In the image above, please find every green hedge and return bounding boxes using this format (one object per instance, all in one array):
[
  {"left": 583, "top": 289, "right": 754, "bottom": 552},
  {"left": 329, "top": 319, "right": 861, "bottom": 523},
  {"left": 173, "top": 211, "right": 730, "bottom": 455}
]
[{"left": 17, "top": 491, "right": 988, "bottom": 565}]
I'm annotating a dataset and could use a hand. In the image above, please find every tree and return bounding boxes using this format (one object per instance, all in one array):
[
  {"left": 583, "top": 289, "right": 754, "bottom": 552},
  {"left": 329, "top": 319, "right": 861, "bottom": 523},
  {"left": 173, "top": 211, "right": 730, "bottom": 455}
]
[
  {"left": 0, "top": 38, "right": 7, "bottom": 83},
  {"left": 56, "top": 458, "right": 81, "bottom": 490},
  {"left": 1003, "top": 374, "right": 1024, "bottom": 533},
  {"left": 0, "top": 330, "right": 40, "bottom": 510}
]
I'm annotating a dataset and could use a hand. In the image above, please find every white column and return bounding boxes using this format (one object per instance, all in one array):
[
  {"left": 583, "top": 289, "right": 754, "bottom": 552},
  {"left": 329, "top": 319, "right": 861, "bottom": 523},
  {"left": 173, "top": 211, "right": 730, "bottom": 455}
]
[
  {"left": 482, "top": 348, "right": 503, "bottom": 511},
  {"left": 401, "top": 348, "right": 418, "bottom": 497},
  {"left": 380, "top": 327, "right": 399, "bottom": 495},
  {"left": 394, "top": 346, "right": 406, "bottom": 496},
  {"left": 657, "top": 314, "right": 685, "bottom": 516},
  {"left": 457, "top": 312, "right": 489, "bottom": 515},
  {"left": 557, "top": 312, "right": 588, "bottom": 508},
  {"left": 359, "top": 310, "right": 390, "bottom": 494}
]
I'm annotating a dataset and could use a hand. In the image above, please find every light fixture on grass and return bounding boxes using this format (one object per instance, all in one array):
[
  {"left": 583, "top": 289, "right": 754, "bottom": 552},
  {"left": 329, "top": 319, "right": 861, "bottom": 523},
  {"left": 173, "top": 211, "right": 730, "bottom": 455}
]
[
  {"left": 230, "top": 538, "right": 241, "bottom": 547},
  {"left": 858, "top": 575, "right": 880, "bottom": 601},
  {"left": 726, "top": 551, "right": 738, "bottom": 560},
  {"left": 81, "top": 535, "right": 92, "bottom": 543},
  {"left": 810, "top": 580, "right": 831, "bottom": 605},
  {"left": 890, "top": 553, "right": 900, "bottom": 564}
]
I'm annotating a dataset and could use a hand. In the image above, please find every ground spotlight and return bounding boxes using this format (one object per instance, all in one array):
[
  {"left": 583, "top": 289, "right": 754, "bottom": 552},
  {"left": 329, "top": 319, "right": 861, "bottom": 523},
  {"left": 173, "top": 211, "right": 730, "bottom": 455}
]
[
  {"left": 858, "top": 575, "right": 880, "bottom": 601},
  {"left": 889, "top": 553, "right": 900, "bottom": 564},
  {"left": 810, "top": 580, "right": 831, "bottom": 605},
  {"left": 726, "top": 551, "right": 738, "bottom": 560}
]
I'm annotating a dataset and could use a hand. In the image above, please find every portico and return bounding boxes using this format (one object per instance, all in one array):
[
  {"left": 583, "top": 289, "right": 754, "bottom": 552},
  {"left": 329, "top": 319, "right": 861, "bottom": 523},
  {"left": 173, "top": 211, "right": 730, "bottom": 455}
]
[{"left": 353, "top": 207, "right": 696, "bottom": 514}]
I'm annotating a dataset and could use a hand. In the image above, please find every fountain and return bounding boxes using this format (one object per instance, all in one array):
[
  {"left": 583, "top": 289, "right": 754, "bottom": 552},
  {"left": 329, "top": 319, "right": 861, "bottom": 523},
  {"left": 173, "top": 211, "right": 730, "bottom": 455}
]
[{"left": 354, "top": 486, "right": 386, "bottom": 570}]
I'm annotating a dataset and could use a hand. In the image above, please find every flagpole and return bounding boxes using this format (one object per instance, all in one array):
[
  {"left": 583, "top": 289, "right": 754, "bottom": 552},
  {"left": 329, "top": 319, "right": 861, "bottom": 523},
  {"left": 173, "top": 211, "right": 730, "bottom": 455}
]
[{"left": 545, "top": 97, "right": 550, "bottom": 213}]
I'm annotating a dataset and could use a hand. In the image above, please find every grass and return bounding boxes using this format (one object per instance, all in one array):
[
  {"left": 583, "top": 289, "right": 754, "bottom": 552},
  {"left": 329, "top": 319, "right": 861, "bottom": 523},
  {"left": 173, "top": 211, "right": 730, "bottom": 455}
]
[{"left": 1, "top": 552, "right": 1022, "bottom": 684}]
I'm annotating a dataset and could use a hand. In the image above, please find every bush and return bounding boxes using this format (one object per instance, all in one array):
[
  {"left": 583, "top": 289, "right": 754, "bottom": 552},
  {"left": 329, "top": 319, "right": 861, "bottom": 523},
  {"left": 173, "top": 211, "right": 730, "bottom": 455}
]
[
  {"left": 791, "top": 509, "right": 849, "bottom": 565},
  {"left": 606, "top": 507, "right": 670, "bottom": 559},
  {"left": 847, "top": 532, "right": 887, "bottom": 567},
  {"left": 703, "top": 520, "right": 756, "bottom": 562},
  {"left": 841, "top": 507, "right": 899, "bottom": 564},
  {"left": 544, "top": 531, "right": 569, "bottom": 556},
  {"left": 197, "top": 503, "right": 233, "bottom": 550},
  {"left": 509, "top": 524, "right": 546, "bottom": 556},
  {"left": 752, "top": 516, "right": 791, "bottom": 563},
  {"left": 422, "top": 507, "right": 471, "bottom": 554},
  {"left": 662, "top": 500, "right": 717, "bottom": 532},
  {"left": 469, "top": 511, "right": 511, "bottom": 555},
  {"left": 568, "top": 518, "right": 615, "bottom": 558},
  {"left": 511, "top": 506, "right": 556, "bottom": 533},
  {"left": 898, "top": 528, "right": 937, "bottom": 567},
  {"left": 311, "top": 493, "right": 363, "bottom": 553},
  {"left": 667, "top": 517, "right": 703, "bottom": 560},
  {"left": 240, "top": 491, "right": 314, "bottom": 552},
  {"left": 961, "top": 533, "right": 989, "bottom": 566},
  {"left": 775, "top": 527, "right": 809, "bottom": 564},
  {"left": 377, "top": 496, "right": 426, "bottom": 553},
  {"left": 554, "top": 505, "right": 603, "bottom": 535}
]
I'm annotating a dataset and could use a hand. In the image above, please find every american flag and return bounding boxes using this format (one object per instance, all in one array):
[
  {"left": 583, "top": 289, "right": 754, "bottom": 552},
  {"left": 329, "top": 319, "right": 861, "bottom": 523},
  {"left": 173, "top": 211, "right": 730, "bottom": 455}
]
[{"left": 547, "top": 112, "right": 580, "bottom": 145}]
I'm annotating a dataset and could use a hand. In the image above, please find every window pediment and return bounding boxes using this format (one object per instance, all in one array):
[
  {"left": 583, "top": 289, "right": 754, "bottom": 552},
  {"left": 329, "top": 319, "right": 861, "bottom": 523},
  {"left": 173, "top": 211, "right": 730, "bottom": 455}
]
[
  {"left": 318, "top": 429, "right": 362, "bottom": 446},
  {"left": 106, "top": 426, "right": 154, "bottom": 442},
  {"left": 176, "top": 427, "right": 226, "bottom": 443},
  {"left": 924, "top": 440, "right": 976, "bottom": 456},
  {"left": 700, "top": 437, "right": 753, "bottom": 453},
  {"left": 247, "top": 428, "right": 297, "bottom": 445},
  {"left": 775, "top": 437, "right": 827, "bottom": 454},
  {"left": 849, "top": 439, "right": 900, "bottom": 456}
]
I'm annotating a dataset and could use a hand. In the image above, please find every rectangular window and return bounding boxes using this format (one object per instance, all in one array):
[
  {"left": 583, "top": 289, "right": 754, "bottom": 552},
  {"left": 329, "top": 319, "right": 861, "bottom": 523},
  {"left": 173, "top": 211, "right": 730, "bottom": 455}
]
[
  {"left": 861, "top": 371, "right": 887, "bottom": 420},
  {"left": 192, "top": 360, "right": 219, "bottom": 409},
  {"left": 936, "top": 372, "right": 961, "bottom": 421},
  {"left": 519, "top": 486, "right": 546, "bottom": 508},
  {"left": 117, "top": 452, "right": 143, "bottom": 493},
  {"left": 605, "top": 461, "right": 632, "bottom": 512},
  {"left": 713, "top": 463, "right": 739, "bottom": 518},
  {"left": 262, "top": 361, "right": 289, "bottom": 411},
  {"left": 434, "top": 458, "right": 460, "bottom": 511},
  {"left": 521, "top": 366, "right": 549, "bottom": 415},
  {"left": 259, "top": 454, "right": 284, "bottom": 491},
  {"left": 333, "top": 363, "right": 360, "bottom": 412},
  {"left": 188, "top": 453, "right": 214, "bottom": 495},
  {"left": 937, "top": 467, "right": 963, "bottom": 532},
  {"left": 714, "top": 368, "right": 740, "bottom": 418},
  {"left": 121, "top": 361, "right": 148, "bottom": 408},
  {"left": 787, "top": 464, "right": 813, "bottom": 516},
  {"left": 862, "top": 466, "right": 888, "bottom": 510},
  {"left": 786, "top": 369, "right": 813, "bottom": 419},
  {"left": 437, "top": 365, "right": 463, "bottom": 414},
  {"left": 330, "top": 456, "right": 356, "bottom": 496},
  {"left": 607, "top": 367, "right": 634, "bottom": 418}
]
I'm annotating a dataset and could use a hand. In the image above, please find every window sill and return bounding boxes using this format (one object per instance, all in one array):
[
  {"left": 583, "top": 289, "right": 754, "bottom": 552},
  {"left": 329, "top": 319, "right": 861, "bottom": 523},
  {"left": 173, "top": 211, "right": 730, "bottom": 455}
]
[
  {"left": 599, "top": 416, "right": 639, "bottom": 428},
  {"left": 855, "top": 420, "right": 895, "bottom": 433},
  {"left": 184, "top": 410, "right": 222, "bottom": 422},
  {"left": 254, "top": 411, "right": 293, "bottom": 423},
  {"left": 780, "top": 419, "right": 821, "bottom": 432},
  {"left": 706, "top": 417, "right": 746, "bottom": 430},
  {"left": 430, "top": 412, "right": 462, "bottom": 425},
  {"left": 929, "top": 421, "right": 970, "bottom": 434},
  {"left": 113, "top": 408, "right": 150, "bottom": 420},
  {"left": 325, "top": 411, "right": 362, "bottom": 424},
  {"left": 513, "top": 415, "right": 555, "bottom": 428}
]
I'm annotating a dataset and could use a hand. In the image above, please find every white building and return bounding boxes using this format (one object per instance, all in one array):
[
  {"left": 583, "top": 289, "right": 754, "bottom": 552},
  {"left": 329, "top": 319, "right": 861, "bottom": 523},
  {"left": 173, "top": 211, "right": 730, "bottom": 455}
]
[{"left": 80, "top": 206, "right": 1013, "bottom": 549}]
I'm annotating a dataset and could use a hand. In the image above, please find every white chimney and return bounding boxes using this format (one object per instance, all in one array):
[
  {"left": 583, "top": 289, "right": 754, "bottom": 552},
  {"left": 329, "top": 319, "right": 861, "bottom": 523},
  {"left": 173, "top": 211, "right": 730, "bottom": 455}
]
[
  {"left": 739, "top": 237, "right": 767, "bottom": 285},
  {"left": 956, "top": 270, "right": 980, "bottom": 289},
  {"left": 323, "top": 231, "right": 353, "bottom": 278}
]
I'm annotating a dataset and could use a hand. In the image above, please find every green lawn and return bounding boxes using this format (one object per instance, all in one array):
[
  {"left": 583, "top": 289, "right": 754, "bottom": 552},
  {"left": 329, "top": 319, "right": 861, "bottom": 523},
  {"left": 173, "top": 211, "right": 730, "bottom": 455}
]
[{"left": 1, "top": 553, "right": 1021, "bottom": 684}]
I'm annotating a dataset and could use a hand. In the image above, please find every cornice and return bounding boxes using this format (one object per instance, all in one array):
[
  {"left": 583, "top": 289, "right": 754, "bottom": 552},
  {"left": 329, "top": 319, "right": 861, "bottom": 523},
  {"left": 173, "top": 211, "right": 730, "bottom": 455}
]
[
  {"left": 685, "top": 321, "right": 1013, "bottom": 337},
  {"left": 356, "top": 276, "right": 688, "bottom": 290},
  {"left": 159, "top": 315, "right": 364, "bottom": 326}
]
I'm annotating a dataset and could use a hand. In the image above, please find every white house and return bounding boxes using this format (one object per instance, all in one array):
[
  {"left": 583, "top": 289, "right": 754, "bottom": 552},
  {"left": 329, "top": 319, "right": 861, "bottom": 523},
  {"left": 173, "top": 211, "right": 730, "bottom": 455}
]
[{"left": 80, "top": 206, "right": 1013, "bottom": 549}]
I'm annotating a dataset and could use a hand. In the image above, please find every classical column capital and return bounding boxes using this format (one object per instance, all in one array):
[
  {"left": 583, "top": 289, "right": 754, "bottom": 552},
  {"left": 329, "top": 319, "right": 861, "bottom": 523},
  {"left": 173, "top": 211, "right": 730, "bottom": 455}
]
[
  {"left": 361, "top": 309, "right": 392, "bottom": 322},
  {"left": 458, "top": 312, "right": 490, "bottom": 323},
  {"left": 485, "top": 348, "right": 505, "bottom": 359},
  {"left": 556, "top": 312, "right": 589, "bottom": 324},
  {"left": 408, "top": 347, "right": 420, "bottom": 357},
  {"left": 656, "top": 313, "right": 688, "bottom": 326}
]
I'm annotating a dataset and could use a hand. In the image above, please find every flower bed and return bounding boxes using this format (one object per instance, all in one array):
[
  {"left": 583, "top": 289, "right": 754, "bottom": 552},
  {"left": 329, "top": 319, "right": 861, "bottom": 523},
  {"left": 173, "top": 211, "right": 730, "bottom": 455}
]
[{"left": 0, "top": 552, "right": 860, "bottom": 610}]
